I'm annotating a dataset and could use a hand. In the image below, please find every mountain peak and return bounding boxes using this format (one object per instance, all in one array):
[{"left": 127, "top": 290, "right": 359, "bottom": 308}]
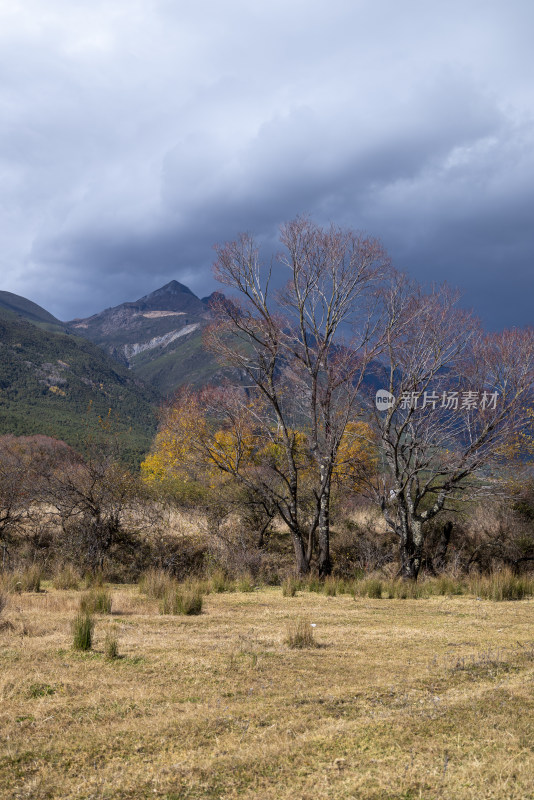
[
  {"left": 132, "top": 280, "right": 205, "bottom": 314},
  {"left": 138, "top": 280, "right": 196, "bottom": 303}
]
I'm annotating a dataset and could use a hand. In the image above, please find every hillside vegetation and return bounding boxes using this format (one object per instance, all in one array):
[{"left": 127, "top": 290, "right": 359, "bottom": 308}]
[
  {"left": 0, "top": 314, "right": 158, "bottom": 464},
  {"left": 0, "top": 290, "right": 65, "bottom": 333}
]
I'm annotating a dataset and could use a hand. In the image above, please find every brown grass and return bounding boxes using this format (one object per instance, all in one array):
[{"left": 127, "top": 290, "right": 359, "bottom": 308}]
[{"left": 0, "top": 586, "right": 533, "bottom": 799}]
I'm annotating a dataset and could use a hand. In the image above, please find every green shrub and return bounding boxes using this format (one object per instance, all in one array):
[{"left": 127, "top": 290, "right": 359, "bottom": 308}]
[
  {"left": 72, "top": 613, "right": 94, "bottom": 651},
  {"left": 80, "top": 589, "right": 112, "bottom": 614}
]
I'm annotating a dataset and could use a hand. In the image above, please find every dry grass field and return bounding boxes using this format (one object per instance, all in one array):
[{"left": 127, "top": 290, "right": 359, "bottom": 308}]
[{"left": 1, "top": 585, "right": 533, "bottom": 800}]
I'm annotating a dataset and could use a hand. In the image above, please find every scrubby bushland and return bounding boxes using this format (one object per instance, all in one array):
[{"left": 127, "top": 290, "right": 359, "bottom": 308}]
[
  {"left": 419, "top": 500, "right": 534, "bottom": 576},
  {"left": 1, "top": 426, "right": 533, "bottom": 585},
  {"left": 330, "top": 514, "right": 396, "bottom": 577}
]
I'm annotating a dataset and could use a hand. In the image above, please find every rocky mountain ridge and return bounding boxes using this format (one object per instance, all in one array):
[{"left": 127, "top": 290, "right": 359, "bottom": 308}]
[{"left": 65, "top": 280, "right": 223, "bottom": 394}]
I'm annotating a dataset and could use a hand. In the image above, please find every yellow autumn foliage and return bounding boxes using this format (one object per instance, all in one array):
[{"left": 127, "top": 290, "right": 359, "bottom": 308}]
[{"left": 333, "top": 420, "right": 378, "bottom": 492}]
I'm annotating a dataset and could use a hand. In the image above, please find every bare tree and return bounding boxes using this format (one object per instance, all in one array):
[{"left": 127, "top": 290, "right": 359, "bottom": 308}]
[
  {"left": 207, "top": 217, "right": 390, "bottom": 575},
  {"left": 0, "top": 436, "right": 34, "bottom": 569},
  {"left": 45, "top": 435, "right": 140, "bottom": 573},
  {"left": 364, "top": 276, "right": 534, "bottom": 579},
  {"left": 0, "top": 435, "right": 70, "bottom": 570}
]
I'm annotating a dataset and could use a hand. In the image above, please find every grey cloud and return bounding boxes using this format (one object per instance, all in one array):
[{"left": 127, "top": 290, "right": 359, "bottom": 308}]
[{"left": 0, "top": 0, "right": 533, "bottom": 327}]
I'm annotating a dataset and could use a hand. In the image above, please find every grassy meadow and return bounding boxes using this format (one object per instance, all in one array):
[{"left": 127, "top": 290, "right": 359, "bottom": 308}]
[{"left": 1, "top": 582, "right": 533, "bottom": 800}]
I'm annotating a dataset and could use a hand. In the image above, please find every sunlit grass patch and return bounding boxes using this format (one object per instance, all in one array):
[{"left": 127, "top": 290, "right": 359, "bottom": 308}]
[{"left": 1, "top": 584, "right": 534, "bottom": 800}]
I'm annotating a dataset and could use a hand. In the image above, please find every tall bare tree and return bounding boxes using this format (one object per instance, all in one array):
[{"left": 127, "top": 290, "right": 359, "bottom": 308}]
[
  {"left": 364, "top": 276, "right": 534, "bottom": 579},
  {"left": 207, "top": 217, "right": 390, "bottom": 575}
]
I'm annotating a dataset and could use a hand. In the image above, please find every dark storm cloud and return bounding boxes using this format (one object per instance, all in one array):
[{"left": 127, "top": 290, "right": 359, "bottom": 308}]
[{"left": 1, "top": 0, "right": 533, "bottom": 327}]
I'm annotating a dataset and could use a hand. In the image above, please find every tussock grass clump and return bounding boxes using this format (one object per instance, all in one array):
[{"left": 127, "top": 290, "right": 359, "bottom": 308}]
[
  {"left": 184, "top": 577, "right": 211, "bottom": 596},
  {"left": 425, "top": 575, "right": 464, "bottom": 596},
  {"left": 80, "top": 589, "right": 112, "bottom": 615},
  {"left": 386, "top": 579, "right": 427, "bottom": 599},
  {"left": 209, "top": 569, "right": 234, "bottom": 593},
  {"left": 19, "top": 565, "right": 42, "bottom": 592},
  {"left": 323, "top": 577, "right": 352, "bottom": 596},
  {"left": 323, "top": 577, "right": 338, "bottom": 596},
  {"left": 0, "top": 590, "right": 7, "bottom": 617},
  {"left": 104, "top": 630, "right": 120, "bottom": 660},
  {"left": 353, "top": 577, "right": 383, "bottom": 599},
  {"left": 179, "top": 590, "right": 203, "bottom": 615},
  {"left": 72, "top": 612, "right": 94, "bottom": 651},
  {"left": 52, "top": 565, "right": 81, "bottom": 591},
  {"left": 282, "top": 577, "right": 299, "bottom": 597},
  {"left": 305, "top": 576, "right": 324, "bottom": 594},
  {"left": 0, "top": 566, "right": 42, "bottom": 593},
  {"left": 159, "top": 587, "right": 203, "bottom": 616},
  {"left": 468, "top": 569, "right": 534, "bottom": 601},
  {"left": 286, "top": 619, "right": 319, "bottom": 649},
  {"left": 82, "top": 571, "right": 105, "bottom": 589},
  {"left": 0, "top": 572, "right": 19, "bottom": 593},
  {"left": 336, "top": 578, "right": 352, "bottom": 595},
  {"left": 138, "top": 568, "right": 175, "bottom": 600},
  {"left": 236, "top": 573, "right": 255, "bottom": 593}
]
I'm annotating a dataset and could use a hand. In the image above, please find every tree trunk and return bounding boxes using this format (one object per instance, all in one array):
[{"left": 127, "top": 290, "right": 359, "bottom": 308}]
[
  {"left": 317, "top": 478, "right": 332, "bottom": 577},
  {"left": 434, "top": 520, "right": 453, "bottom": 572},
  {"left": 291, "top": 528, "right": 310, "bottom": 575},
  {"left": 399, "top": 517, "right": 423, "bottom": 581}
]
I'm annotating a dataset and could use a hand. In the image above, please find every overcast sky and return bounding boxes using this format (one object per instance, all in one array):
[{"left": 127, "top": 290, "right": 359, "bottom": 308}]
[{"left": 1, "top": 0, "right": 533, "bottom": 327}]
